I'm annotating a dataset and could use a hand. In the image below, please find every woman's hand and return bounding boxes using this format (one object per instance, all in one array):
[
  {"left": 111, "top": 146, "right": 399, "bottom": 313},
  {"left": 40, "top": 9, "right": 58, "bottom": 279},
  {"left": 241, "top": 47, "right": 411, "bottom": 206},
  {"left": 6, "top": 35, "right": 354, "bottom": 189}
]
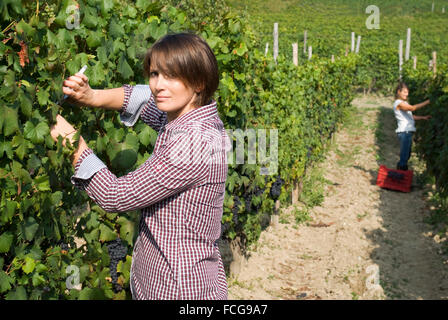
[
  {"left": 50, "top": 115, "right": 89, "bottom": 166},
  {"left": 62, "top": 73, "right": 96, "bottom": 106}
]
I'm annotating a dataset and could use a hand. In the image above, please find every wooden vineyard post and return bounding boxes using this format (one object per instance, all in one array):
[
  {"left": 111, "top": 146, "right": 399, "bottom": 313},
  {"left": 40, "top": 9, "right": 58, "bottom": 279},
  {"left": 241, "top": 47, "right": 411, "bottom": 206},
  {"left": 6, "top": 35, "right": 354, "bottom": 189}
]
[
  {"left": 303, "top": 30, "right": 307, "bottom": 54},
  {"left": 292, "top": 179, "right": 299, "bottom": 205},
  {"left": 271, "top": 199, "right": 281, "bottom": 226},
  {"left": 433, "top": 51, "right": 437, "bottom": 78},
  {"left": 443, "top": 7, "right": 445, "bottom": 13},
  {"left": 413, "top": 56, "right": 417, "bottom": 69},
  {"left": 432, "top": 2, "right": 435, "bottom": 13},
  {"left": 405, "top": 28, "right": 411, "bottom": 61},
  {"left": 265, "top": 42, "right": 269, "bottom": 56},
  {"left": 308, "top": 46, "right": 312, "bottom": 60},
  {"left": 355, "top": 35, "right": 361, "bottom": 54},
  {"left": 273, "top": 22, "right": 279, "bottom": 63},
  {"left": 345, "top": 45, "right": 349, "bottom": 56},
  {"left": 331, "top": 55, "right": 335, "bottom": 63},
  {"left": 292, "top": 43, "right": 298, "bottom": 66},
  {"left": 351, "top": 32, "right": 355, "bottom": 52},
  {"left": 399, "top": 39, "right": 403, "bottom": 79}
]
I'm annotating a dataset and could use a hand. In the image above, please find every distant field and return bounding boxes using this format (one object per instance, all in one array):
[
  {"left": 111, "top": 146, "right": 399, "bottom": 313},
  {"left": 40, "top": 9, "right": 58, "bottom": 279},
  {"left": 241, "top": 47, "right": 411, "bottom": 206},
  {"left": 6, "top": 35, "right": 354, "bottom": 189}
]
[{"left": 228, "top": 0, "right": 448, "bottom": 64}]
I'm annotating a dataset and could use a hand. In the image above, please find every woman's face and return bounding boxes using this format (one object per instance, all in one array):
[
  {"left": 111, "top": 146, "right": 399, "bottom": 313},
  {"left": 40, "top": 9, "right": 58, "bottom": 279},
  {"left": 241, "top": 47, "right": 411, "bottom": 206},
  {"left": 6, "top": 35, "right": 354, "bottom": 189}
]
[
  {"left": 149, "top": 66, "right": 197, "bottom": 121},
  {"left": 398, "top": 88, "right": 409, "bottom": 101}
]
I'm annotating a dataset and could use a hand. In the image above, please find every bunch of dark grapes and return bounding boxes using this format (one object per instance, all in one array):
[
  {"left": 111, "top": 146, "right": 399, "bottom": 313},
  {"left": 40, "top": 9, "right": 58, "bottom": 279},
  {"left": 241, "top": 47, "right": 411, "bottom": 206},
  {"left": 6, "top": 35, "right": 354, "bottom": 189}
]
[
  {"left": 306, "top": 146, "right": 313, "bottom": 160},
  {"left": 107, "top": 238, "right": 128, "bottom": 293},
  {"left": 56, "top": 240, "right": 70, "bottom": 254},
  {"left": 270, "top": 175, "right": 284, "bottom": 200},
  {"left": 245, "top": 196, "right": 253, "bottom": 213},
  {"left": 232, "top": 196, "right": 241, "bottom": 225}
]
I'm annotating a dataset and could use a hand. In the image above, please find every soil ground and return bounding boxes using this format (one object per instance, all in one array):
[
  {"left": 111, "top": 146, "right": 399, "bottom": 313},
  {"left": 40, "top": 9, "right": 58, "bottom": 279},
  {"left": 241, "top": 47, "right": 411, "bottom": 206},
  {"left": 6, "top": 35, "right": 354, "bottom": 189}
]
[{"left": 227, "top": 94, "right": 448, "bottom": 300}]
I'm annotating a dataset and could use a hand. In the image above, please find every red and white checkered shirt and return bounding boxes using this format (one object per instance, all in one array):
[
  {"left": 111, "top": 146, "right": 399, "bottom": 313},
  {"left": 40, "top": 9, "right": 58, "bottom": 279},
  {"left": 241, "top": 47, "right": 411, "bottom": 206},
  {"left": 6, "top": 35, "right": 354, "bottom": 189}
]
[{"left": 71, "top": 84, "right": 229, "bottom": 299}]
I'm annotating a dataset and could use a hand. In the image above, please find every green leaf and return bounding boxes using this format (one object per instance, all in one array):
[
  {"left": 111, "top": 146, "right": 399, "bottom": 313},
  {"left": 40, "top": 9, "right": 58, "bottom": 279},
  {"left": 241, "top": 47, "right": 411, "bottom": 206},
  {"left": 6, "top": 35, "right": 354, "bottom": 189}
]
[
  {"left": 109, "top": 19, "right": 125, "bottom": 38},
  {"left": 96, "top": 46, "right": 108, "bottom": 65},
  {"left": 21, "top": 217, "right": 39, "bottom": 241},
  {"left": 99, "top": 224, "right": 117, "bottom": 242},
  {"left": 79, "top": 287, "right": 107, "bottom": 300},
  {"left": 22, "top": 256, "right": 36, "bottom": 274},
  {"left": 34, "top": 175, "right": 51, "bottom": 192},
  {"left": 32, "top": 272, "right": 46, "bottom": 286},
  {"left": 118, "top": 54, "right": 134, "bottom": 80},
  {"left": 0, "top": 141, "right": 13, "bottom": 160},
  {"left": 0, "top": 232, "right": 14, "bottom": 253},
  {"left": 16, "top": 19, "right": 36, "bottom": 37},
  {"left": 3, "top": 106, "right": 19, "bottom": 137},
  {"left": 12, "top": 134, "right": 31, "bottom": 161},
  {"left": 89, "top": 61, "right": 105, "bottom": 86},
  {"left": 19, "top": 90, "right": 33, "bottom": 117},
  {"left": 1, "top": 200, "right": 17, "bottom": 224},
  {"left": 86, "top": 30, "right": 101, "bottom": 48},
  {"left": 125, "top": 133, "right": 139, "bottom": 152},
  {"left": 0, "top": 271, "right": 13, "bottom": 293},
  {"left": 24, "top": 121, "right": 50, "bottom": 144},
  {"left": 117, "top": 216, "right": 135, "bottom": 244},
  {"left": 36, "top": 89, "right": 50, "bottom": 106},
  {"left": 5, "top": 286, "right": 27, "bottom": 300}
]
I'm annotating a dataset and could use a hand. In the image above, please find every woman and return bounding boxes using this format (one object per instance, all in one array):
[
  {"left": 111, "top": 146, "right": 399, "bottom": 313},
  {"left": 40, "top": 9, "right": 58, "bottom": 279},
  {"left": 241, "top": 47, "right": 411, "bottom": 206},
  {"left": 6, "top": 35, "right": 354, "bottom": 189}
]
[
  {"left": 393, "top": 82, "right": 431, "bottom": 171},
  {"left": 50, "top": 33, "right": 229, "bottom": 300}
]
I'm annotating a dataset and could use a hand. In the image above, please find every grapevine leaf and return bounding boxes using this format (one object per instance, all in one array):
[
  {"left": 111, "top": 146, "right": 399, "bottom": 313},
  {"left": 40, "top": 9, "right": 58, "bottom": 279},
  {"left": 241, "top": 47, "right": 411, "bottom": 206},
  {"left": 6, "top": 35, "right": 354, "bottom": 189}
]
[
  {"left": 4, "top": 106, "right": 19, "bottom": 137},
  {"left": 117, "top": 216, "right": 135, "bottom": 244},
  {"left": 79, "top": 287, "right": 107, "bottom": 300},
  {"left": 21, "top": 217, "right": 39, "bottom": 241},
  {"left": 1, "top": 201, "right": 17, "bottom": 224},
  {"left": 0, "top": 271, "right": 13, "bottom": 293},
  {"left": 99, "top": 224, "right": 117, "bottom": 242},
  {"left": 22, "top": 256, "right": 36, "bottom": 274},
  {"left": 118, "top": 54, "right": 134, "bottom": 80},
  {"left": 0, "top": 232, "right": 14, "bottom": 253},
  {"left": 5, "top": 286, "right": 27, "bottom": 300},
  {"left": 36, "top": 89, "right": 50, "bottom": 106},
  {"left": 109, "top": 19, "right": 125, "bottom": 39},
  {"left": 24, "top": 121, "right": 50, "bottom": 144}
]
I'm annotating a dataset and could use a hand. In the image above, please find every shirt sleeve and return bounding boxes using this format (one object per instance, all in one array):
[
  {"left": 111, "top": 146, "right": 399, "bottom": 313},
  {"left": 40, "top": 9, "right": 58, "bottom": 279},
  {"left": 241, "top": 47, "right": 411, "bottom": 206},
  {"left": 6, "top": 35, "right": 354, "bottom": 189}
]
[
  {"left": 71, "top": 128, "right": 210, "bottom": 213},
  {"left": 119, "top": 84, "right": 167, "bottom": 132}
]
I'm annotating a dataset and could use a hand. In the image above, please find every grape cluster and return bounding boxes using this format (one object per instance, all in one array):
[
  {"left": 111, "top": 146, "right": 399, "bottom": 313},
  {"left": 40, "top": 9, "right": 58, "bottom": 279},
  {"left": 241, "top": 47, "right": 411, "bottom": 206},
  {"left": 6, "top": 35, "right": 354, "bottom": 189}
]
[
  {"left": 107, "top": 238, "right": 128, "bottom": 293},
  {"left": 232, "top": 196, "right": 241, "bottom": 225},
  {"left": 270, "top": 175, "right": 285, "bottom": 200},
  {"left": 56, "top": 240, "right": 70, "bottom": 254},
  {"left": 306, "top": 146, "right": 313, "bottom": 160}
]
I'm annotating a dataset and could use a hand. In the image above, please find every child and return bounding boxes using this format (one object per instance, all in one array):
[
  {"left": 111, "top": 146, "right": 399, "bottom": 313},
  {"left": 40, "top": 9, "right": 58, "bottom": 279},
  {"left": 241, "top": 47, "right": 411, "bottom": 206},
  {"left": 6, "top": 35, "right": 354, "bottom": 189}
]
[
  {"left": 51, "top": 33, "right": 229, "bottom": 300},
  {"left": 393, "top": 82, "right": 431, "bottom": 171}
]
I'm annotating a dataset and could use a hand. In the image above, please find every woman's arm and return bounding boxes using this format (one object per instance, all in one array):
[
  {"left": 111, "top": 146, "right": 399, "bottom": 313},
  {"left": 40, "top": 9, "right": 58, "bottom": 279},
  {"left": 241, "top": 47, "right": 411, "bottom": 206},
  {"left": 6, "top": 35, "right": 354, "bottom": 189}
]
[
  {"left": 71, "top": 129, "right": 211, "bottom": 213},
  {"left": 63, "top": 74, "right": 124, "bottom": 110},
  {"left": 398, "top": 99, "right": 430, "bottom": 112},
  {"left": 63, "top": 74, "right": 166, "bottom": 131}
]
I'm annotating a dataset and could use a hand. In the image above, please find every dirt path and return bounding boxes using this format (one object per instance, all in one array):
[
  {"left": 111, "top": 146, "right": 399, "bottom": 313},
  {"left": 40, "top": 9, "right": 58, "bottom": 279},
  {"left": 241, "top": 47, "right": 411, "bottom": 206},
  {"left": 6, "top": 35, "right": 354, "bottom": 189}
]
[{"left": 227, "top": 94, "right": 448, "bottom": 300}]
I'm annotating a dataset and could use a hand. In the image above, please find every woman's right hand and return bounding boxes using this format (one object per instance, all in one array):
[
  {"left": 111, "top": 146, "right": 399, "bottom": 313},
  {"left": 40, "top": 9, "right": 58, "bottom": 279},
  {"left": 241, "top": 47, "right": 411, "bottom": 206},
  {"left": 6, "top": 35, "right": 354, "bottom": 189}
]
[{"left": 62, "top": 73, "right": 96, "bottom": 107}]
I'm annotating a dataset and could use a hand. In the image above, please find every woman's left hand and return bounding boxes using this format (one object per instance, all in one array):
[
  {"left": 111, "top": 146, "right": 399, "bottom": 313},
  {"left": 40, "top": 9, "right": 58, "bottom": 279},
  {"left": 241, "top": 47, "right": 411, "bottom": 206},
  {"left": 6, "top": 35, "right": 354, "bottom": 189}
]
[{"left": 50, "top": 114, "right": 79, "bottom": 147}]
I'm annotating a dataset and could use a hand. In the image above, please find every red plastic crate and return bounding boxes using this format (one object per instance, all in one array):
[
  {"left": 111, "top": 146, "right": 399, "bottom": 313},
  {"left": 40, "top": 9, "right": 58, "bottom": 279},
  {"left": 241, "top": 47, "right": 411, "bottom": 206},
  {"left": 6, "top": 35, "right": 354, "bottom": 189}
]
[{"left": 376, "top": 165, "right": 413, "bottom": 192}]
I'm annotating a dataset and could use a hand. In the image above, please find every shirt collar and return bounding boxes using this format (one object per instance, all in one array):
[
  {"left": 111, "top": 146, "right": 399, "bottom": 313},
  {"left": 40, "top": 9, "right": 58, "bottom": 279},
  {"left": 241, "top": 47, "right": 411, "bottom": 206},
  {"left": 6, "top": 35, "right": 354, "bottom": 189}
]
[{"left": 164, "top": 100, "right": 218, "bottom": 130}]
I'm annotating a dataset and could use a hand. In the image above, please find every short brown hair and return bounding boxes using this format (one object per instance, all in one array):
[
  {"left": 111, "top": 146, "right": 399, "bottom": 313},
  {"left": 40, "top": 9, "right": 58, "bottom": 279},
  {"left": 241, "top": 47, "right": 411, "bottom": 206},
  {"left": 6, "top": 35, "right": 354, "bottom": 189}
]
[
  {"left": 143, "top": 32, "right": 219, "bottom": 107},
  {"left": 395, "top": 82, "right": 409, "bottom": 99}
]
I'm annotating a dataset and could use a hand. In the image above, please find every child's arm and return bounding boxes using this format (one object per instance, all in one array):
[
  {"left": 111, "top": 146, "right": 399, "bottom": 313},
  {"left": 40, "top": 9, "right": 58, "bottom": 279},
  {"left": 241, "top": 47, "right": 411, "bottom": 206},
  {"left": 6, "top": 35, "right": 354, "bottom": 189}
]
[{"left": 398, "top": 99, "right": 430, "bottom": 112}]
